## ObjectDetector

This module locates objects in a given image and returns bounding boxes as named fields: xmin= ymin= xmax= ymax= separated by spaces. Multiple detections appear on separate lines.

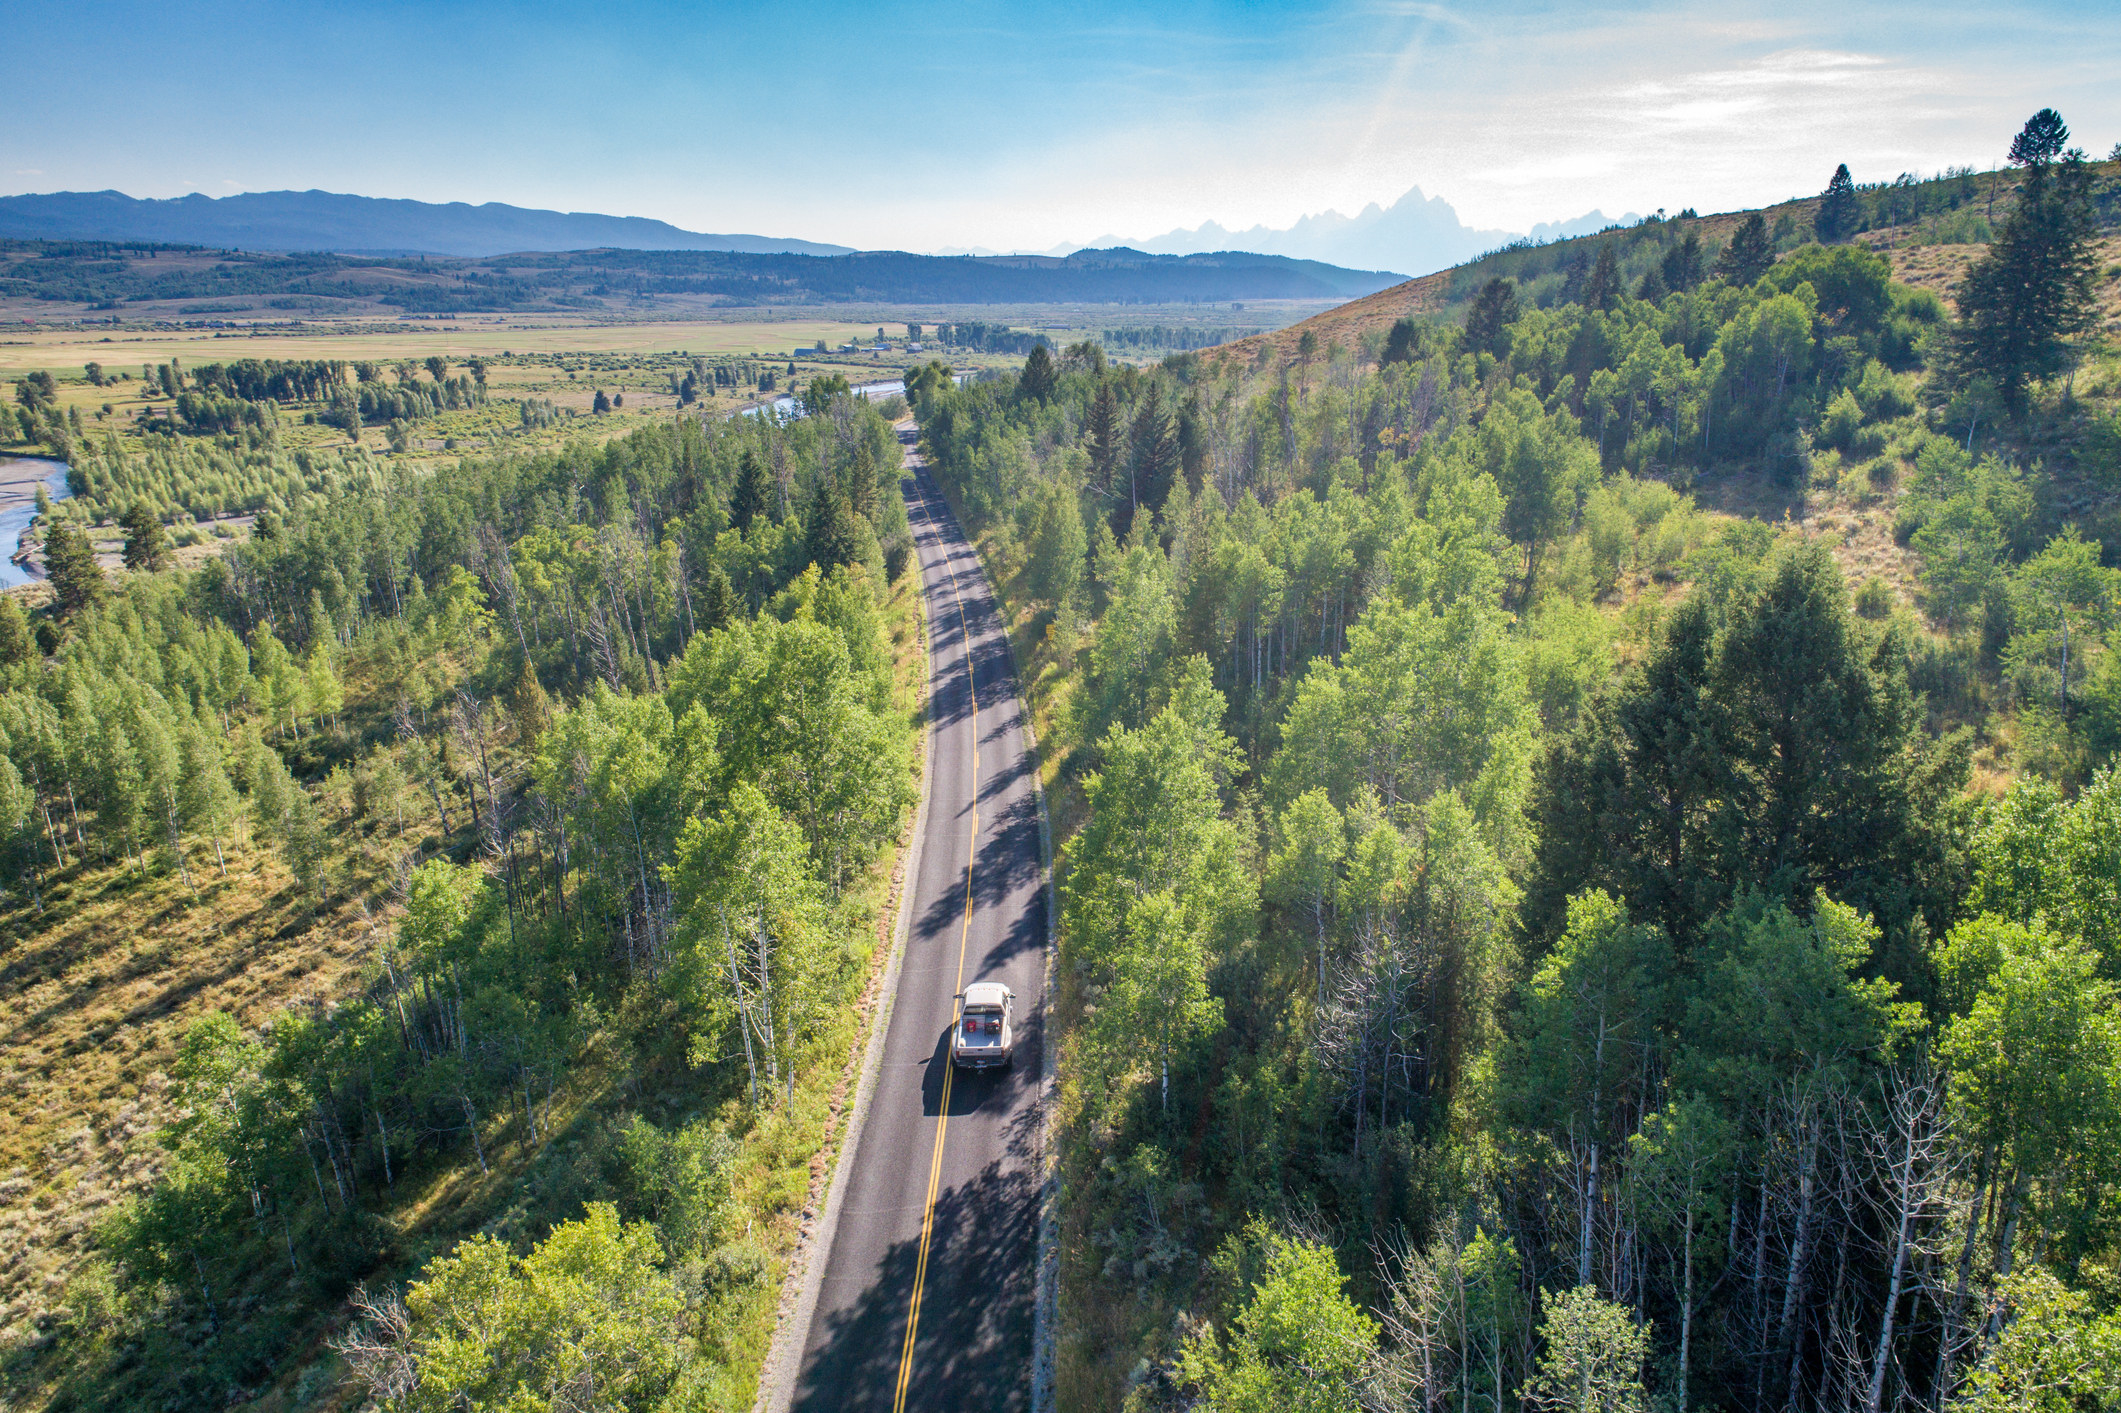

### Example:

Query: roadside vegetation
xmin=911 ymin=110 xmax=2121 ymax=1412
xmin=0 ymin=395 xmax=926 ymax=1411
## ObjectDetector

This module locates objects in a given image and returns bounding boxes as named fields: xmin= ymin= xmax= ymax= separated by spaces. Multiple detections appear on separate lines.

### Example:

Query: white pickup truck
xmin=951 ymin=982 xmax=1016 ymax=1071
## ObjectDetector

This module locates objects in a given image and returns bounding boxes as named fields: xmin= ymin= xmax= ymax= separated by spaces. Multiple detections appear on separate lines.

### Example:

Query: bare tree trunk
xmin=1679 ymin=1202 xmax=1696 ymax=1413
xmin=460 ymin=1094 xmax=488 ymax=1174
xmin=1982 ymin=1169 xmax=2032 ymax=1340
xmin=1936 ymin=1146 xmax=1994 ymax=1403
xmin=1781 ymin=1092 xmax=1822 ymax=1406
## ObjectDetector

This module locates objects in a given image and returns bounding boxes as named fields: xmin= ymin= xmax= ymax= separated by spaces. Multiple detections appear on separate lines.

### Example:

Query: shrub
xmin=1817 ymin=388 xmax=1864 ymax=452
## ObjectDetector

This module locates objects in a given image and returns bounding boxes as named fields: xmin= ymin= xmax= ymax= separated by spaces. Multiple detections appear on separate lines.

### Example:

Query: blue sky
xmin=9 ymin=0 xmax=2118 ymax=252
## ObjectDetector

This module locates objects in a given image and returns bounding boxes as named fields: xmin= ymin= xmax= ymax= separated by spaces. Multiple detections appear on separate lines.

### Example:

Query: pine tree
xmin=1582 ymin=244 xmax=1623 ymax=311
xmin=120 ymin=501 xmax=171 ymax=572
xmin=1713 ymin=212 xmax=1775 ymax=286
xmin=1529 ymin=543 xmax=1966 ymax=950
xmin=1086 ymin=380 xmax=1122 ymax=506
xmin=510 ymin=660 xmax=552 ymax=744
xmin=1660 ymin=231 xmax=1705 ymax=293
xmin=2008 ymin=108 xmax=2071 ymax=169
xmin=1018 ymin=343 xmax=1058 ymax=404
xmin=699 ymin=560 xmax=737 ymax=632
xmin=1380 ymin=315 xmax=1423 ymax=366
xmin=802 ymin=473 xmax=866 ymax=572
xmin=1465 ymin=278 xmax=1521 ymax=359
xmin=844 ymin=443 xmax=878 ymax=523
xmin=1816 ymin=162 xmax=1862 ymax=243
xmin=1951 ymin=154 xmax=2099 ymax=416
xmin=1126 ymin=384 xmax=1178 ymax=530
xmin=42 ymin=520 xmax=104 ymax=620
xmin=731 ymin=449 xmax=773 ymax=534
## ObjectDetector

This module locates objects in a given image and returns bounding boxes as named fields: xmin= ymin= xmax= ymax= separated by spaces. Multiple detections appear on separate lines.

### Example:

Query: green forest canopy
xmin=4 ymin=107 xmax=2121 ymax=1413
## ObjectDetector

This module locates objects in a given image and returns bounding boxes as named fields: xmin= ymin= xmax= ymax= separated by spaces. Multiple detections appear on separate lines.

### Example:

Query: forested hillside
xmin=911 ymin=110 xmax=2121 ymax=1412
xmin=0 ymin=242 xmax=1400 ymax=320
xmin=0 ymin=391 xmax=926 ymax=1409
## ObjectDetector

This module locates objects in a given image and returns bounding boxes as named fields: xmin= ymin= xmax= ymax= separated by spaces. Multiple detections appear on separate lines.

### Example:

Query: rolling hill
xmin=1214 ymin=159 xmax=2121 ymax=367
xmin=0 ymin=241 xmax=1406 ymax=316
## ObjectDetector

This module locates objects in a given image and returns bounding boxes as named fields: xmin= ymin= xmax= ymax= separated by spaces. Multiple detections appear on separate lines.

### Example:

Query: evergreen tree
xmin=510 ymin=660 xmax=552 ymax=745
xmin=1560 ymin=247 xmax=1591 ymax=304
xmin=1660 ymin=231 xmax=1706 ymax=293
xmin=801 ymin=473 xmax=867 ymax=575
xmin=1950 ymin=153 xmax=2099 ymax=416
xmin=1582 ymin=244 xmax=1623 ymax=311
xmin=2008 ymin=107 xmax=2071 ymax=169
xmin=42 ymin=520 xmax=104 ymax=620
xmin=1017 ymin=342 xmax=1059 ymax=404
xmin=120 ymin=501 xmax=171 ymax=572
xmin=844 ymin=442 xmax=879 ymax=524
xmin=1380 ymin=315 xmax=1423 ymax=367
xmin=1126 ymin=384 xmax=1180 ymax=531
xmin=1816 ymin=162 xmax=1862 ymax=243
xmin=1464 ymin=278 xmax=1521 ymax=359
xmin=1712 ymin=212 xmax=1775 ymax=286
xmin=1530 ymin=544 xmax=1967 ymax=951
xmin=731 ymin=449 xmax=773 ymax=533
xmin=699 ymin=559 xmax=737 ymax=632
xmin=1086 ymin=379 xmax=1123 ymax=506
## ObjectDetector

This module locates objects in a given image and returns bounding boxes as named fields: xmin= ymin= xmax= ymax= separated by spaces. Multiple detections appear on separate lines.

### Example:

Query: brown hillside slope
xmin=1206 ymin=195 xmax=1828 ymax=369
xmin=1211 ymin=161 xmax=2121 ymax=370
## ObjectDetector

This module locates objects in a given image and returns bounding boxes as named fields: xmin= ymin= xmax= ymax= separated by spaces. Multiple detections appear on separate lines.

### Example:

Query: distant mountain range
xmin=944 ymin=187 xmax=1639 ymax=280
xmin=1 ymin=241 xmax=1406 ymax=313
xmin=0 ymin=189 xmax=854 ymax=258
xmin=2 ymin=186 xmax=1635 ymax=284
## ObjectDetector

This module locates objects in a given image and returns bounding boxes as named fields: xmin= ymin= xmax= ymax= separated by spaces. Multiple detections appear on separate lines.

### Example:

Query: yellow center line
xmin=893 ymin=483 xmax=978 ymax=1413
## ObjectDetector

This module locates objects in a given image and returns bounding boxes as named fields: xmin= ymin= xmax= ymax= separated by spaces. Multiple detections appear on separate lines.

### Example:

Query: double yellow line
xmin=892 ymin=479 xmax=979 ymax=1413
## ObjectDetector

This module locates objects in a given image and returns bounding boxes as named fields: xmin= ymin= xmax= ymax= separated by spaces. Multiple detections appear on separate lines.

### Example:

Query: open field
xmin=0 ymin=319 xmax=898 ymax=380
xmin=0 ymin=301 xmax=1340 ymax=481
xmin=0 ymin=300 xmax=1336 ymax=381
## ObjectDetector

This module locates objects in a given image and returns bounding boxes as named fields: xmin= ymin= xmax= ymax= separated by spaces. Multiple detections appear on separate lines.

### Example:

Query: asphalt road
xmin=787 ymin=427 xmax=1047 ymax=1413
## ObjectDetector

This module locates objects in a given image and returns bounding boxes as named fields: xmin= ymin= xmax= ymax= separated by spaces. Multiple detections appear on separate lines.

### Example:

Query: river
xmin=0 ymin=457 xmax=73 ymax=590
